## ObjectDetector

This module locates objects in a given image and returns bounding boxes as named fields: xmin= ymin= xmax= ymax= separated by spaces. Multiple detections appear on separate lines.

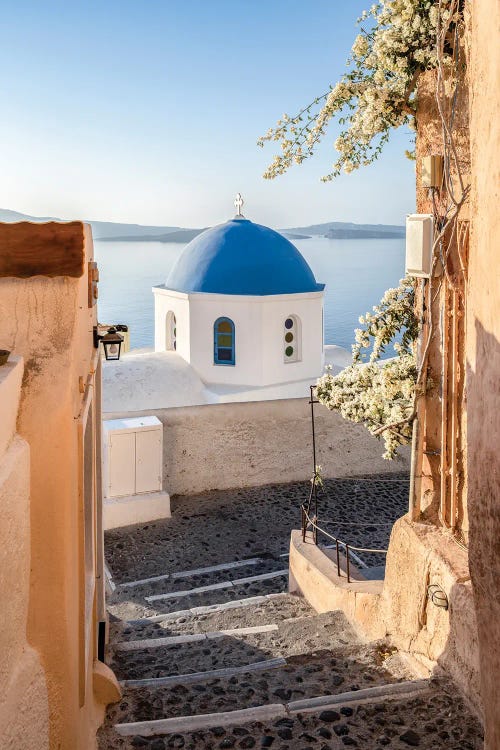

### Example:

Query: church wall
xmin=106 ymin=397 xmax=410 ymax=497
xmin=189 ymin=294 xmax=265 ymax=385
xmin=0 ymin=355 xmax=50 ymax=749
xmin=260 ymin=293 xmax=324 ymax=385
xmin=0 ymin=222 xmax=120 ymax=749
xmin=153 ymin=287 xmax=190 ymax=360
xmin=154 ymin=287 xmax=325 ymax=388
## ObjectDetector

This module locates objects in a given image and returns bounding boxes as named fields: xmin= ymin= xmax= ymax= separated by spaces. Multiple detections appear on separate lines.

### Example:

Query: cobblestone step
xmin=111 ymin=593 xmax=315 ymax=643
xmin=109 ymin=611 xmax=363 ymax=681
xmin=114 ymin=557 xmax=287 ymax=599
xmin=114 ymin=679 xmax=431 ymax=736
xmin=108 ymin=575 xmax=290 ymax=621
xmin=105 ymin=642 xmax=409 ymax=724
xmin=98 ymin=675 xmax=483 ymax=749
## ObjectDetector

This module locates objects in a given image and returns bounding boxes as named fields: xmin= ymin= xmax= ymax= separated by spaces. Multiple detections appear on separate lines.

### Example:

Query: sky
xmin=0 ymin=1 xmax=415 ymax=228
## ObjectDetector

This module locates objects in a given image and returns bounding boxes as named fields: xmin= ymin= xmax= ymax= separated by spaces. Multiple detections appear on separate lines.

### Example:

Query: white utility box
xmin=102 ymin=416 xmax=170 ymax=529
xmin=405 ymin=214 xmax=434 ymax=278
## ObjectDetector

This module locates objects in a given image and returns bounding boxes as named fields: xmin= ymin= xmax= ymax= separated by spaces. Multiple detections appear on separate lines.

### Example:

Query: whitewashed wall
xmin=154 ymin=286 xmax=324 ymax=387
xmin=153 ymin=287 xmax=190 ymax=360
xmin=104 ymin=397 xmax=410 ymax=497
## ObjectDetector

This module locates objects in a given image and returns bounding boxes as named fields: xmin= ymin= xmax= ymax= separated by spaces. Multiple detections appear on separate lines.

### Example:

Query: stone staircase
xmin=98 ymin=554 xmax=482 ymax=749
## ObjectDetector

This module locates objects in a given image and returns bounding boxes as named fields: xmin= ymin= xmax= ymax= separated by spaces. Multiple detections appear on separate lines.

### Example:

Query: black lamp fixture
xmin=93 ymin=325 xmax=125 ymax=361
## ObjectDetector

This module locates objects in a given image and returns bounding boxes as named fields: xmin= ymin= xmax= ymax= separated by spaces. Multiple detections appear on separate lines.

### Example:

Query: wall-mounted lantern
xmin=93 ymin=325 xmax=124 ymax=361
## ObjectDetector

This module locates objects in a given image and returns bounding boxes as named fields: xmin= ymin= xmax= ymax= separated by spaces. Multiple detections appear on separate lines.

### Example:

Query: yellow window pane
xmin=218 ymin=320 xmax=232 ymax=333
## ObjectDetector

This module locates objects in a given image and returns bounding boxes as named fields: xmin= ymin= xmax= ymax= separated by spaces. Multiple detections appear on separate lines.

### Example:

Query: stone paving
xmin=105 ymin=475 xmax=410 ymax=583
xmin=99 ymin=475 xmax=483 ymax=750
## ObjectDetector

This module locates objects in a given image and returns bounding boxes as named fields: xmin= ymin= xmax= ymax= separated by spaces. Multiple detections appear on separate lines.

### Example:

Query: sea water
xmin=94 ymin=236 xmax=405 ymax=352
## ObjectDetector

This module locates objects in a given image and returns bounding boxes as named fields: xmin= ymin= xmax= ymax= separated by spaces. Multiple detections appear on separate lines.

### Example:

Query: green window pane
xmin=285 ymin=332 xmax=293 ymax=343
xmin=218 ymin=334 xmax=233 ymax=346
xmin=285 ymin=346 xmax=294 ymax=357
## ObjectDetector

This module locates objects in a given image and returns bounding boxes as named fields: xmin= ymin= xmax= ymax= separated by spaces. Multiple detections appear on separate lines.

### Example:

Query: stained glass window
xmin=214 ymin=317 xmax=235 ymax=365
xmin=284 ymin=315 xmax=300 ymax=362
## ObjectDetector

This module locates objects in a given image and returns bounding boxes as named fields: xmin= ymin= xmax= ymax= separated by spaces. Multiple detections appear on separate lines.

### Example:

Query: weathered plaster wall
xmin=467 ymin=0 xmax=500 ymax=746
xmin=105 ymin=398 xmax=410 ymax=496
xmin=0 ymin=224 xmax=119 ymax=749
xmin=0 ymin=356 xmax=50 ymax=749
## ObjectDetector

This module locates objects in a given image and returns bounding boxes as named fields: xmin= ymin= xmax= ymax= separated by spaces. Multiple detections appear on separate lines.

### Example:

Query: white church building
xmin=153 ymin=204 xmax=325 ymax=390
xmin=103 ymin=198 xmax=351 ymax=412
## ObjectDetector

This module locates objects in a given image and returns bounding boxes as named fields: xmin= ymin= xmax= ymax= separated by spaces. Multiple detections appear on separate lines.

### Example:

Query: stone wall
xmin=105 ymin=398 xmax=410 ymax=497
xmin=467 ymin=0 xmax=500 ymax=746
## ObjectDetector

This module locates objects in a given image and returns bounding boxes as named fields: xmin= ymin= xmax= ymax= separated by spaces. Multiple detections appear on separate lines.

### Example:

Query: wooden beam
xmin=0 ymin=221 xmax=85 ymax=278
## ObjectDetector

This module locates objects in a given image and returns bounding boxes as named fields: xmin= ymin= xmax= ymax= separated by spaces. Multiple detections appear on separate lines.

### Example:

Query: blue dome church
xmin=153 ymin=195 xmax=325 ymax=393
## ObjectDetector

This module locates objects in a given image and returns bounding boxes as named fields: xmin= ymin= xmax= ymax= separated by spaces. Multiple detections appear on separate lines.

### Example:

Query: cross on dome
xmin=234 ymin=192 xmax=244 ymax=218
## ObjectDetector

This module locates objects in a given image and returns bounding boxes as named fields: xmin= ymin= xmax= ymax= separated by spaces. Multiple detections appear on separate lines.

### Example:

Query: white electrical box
xmin=421 ymin=155 xmax=443 ymax=188
xmin=405 ymin=214 xmax=434 ymax=278
xmin=103 ymin=416 xmax=162 ymax=499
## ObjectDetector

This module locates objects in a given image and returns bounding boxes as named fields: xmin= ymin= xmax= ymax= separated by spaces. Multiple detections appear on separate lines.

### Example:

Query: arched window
xmin=166 ymin=311 xmax=177 ymax=351
xmin=284 ymin=315 xmax=301 ymax=362
xmin=214 ymin=317 xmax=235 ymax=365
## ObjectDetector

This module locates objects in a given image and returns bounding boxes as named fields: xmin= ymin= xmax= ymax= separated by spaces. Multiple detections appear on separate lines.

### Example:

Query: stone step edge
xmin=127 ymin=592 xmax=289 ymax=624
xmin=114 ymin=678 xmax=430 ymax=737
xmin=114 ymin=624 xmax=279 ymax=652
xmin=118 ymin=557 xmax=268 ymax=589
xmin=120 ymin=656 xmax=287 ymax=689
xmin=145 ymin=569 xmax=289 ymax=603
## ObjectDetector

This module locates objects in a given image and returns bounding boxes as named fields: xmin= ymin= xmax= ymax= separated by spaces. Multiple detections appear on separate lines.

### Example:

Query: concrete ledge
xmin=103 ymin=490 xmax=171 ymax=530
xmin=115 ymin=703 xmax=286 ymax=737
xmin=289 ymin=529 xmax=384 ymax=638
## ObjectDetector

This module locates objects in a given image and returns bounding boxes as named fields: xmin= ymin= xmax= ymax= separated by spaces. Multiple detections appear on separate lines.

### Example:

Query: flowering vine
xmin=258 ymin=0 xmax=459 ymax=180
xmin=316 ymin=278 xmax=418 ymax=459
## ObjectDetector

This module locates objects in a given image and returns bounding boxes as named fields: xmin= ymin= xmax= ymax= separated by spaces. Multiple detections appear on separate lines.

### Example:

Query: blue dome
xmin=166 ymin=218 xmax=324 ymax=296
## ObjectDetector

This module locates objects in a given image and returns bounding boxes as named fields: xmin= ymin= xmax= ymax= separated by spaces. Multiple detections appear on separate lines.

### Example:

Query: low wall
xmin=290 ymin=516 xmax=481 ymax=717
xmin=104 ymin=397 xmax=410 ymax=497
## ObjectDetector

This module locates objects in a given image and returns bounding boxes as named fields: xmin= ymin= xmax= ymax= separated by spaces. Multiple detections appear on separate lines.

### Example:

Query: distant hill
xmin=0 ymin=208 xmax=182 ymax=241
xmin=284 ymin=221 xmax=405 ymax=239
xmin=0 ymin=209 xmax=404 ymax=243
xmin=99 ymin=228 xmax=206 ymax=243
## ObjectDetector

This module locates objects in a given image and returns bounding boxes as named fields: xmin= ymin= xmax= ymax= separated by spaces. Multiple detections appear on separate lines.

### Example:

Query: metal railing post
xmin=346 ymin=544 xmax=350 ymax=583
xmin=336 ymin=539 xmax=340 ymax=577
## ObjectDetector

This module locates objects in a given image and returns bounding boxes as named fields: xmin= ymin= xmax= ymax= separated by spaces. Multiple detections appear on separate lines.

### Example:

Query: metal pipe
xmin=309 ymin=385 xmax=317 ymax=473
xmin=449 ymin=289 xmax=459 ymax=530
xmin=408 ymin=418 xmax=420 ymax=520
xmin=440 ymin=286 xmax=450 ymax=525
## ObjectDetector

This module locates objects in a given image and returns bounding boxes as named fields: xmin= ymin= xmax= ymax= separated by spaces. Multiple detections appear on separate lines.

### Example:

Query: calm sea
xmin=94 ymin=237 xmax=405 ymax=351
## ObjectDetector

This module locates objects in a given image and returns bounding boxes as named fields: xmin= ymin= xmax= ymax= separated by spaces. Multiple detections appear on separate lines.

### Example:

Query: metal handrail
xmin=301 ymin=503 xmax=388 ymax=583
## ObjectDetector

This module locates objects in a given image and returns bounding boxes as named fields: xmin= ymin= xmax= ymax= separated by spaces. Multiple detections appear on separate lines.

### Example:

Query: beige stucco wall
xmin=0 ymin=356 xmax=50 ymax=749
xmin=0 ymin=224 xmax=119 ymax=749
xmin=467 ymin=1 xmax=500 ymax=747
xmin=105 ymin=398 xmax=410 ymax=496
